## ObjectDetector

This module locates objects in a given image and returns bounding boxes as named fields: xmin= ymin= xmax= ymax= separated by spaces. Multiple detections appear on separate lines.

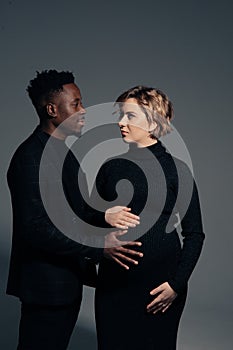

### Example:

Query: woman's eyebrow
xmin=126 ymin=111 xmax=137 ymax=115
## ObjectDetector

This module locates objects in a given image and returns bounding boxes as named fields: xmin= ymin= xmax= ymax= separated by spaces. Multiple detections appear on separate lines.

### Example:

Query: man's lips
xmin=77 ymin=118 xmax=85 ymax=125
xmin=120 ymin=130 xmax=128 ymax=135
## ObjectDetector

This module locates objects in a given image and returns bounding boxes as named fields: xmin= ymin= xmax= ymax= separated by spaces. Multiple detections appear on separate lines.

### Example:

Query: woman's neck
xmin=136 ymin=139 xmax=158 ymax=148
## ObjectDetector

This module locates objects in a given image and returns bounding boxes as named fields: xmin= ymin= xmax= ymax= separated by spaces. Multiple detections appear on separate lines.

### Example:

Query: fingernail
xmin=139 ymin=253 xmax=143 ymax=257
xmin=137 ymin=242 xmax=142 ymax=246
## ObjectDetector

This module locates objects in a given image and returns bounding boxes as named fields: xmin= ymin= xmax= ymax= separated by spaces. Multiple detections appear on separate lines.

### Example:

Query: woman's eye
xmin=127 ymin=114 xmax=135 ymax=120
xmin=118 ymin=113 xmax=124 ymax=121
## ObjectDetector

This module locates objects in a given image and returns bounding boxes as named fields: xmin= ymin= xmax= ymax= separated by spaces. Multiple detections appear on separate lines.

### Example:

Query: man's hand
xmin=104 ymin=230 xmax=143 ymax=270
xmin=105 ymin=206 xmax=140 ymax=229
xmin=146 ymin=282 xmax=177 ymax=314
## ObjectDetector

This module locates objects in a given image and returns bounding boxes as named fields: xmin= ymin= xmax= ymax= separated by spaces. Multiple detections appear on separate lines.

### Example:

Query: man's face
xmin=52 ymin=83 xmax=86 ymax=137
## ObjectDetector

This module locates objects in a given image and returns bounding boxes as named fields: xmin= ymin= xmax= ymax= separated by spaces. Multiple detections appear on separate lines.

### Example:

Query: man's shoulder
xmin=9 ymin=127 xmax=46 ymax=167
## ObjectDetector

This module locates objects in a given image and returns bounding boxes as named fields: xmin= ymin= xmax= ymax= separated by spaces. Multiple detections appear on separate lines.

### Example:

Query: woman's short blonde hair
xmin=115 ymin=85 xmax=174 ymax=139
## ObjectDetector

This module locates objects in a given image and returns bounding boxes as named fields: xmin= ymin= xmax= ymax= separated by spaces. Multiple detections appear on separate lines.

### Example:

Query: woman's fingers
xmin=105 ymin=206 xmax=140 ymax=228
xmin=146 ymin=282 xmax=177 ymax=314
xmin=120 ymin=211 xmax=140 ymax=226
xmin=162 ymin=302 xmax=172 ymax=313
xmin=147 ymin=300 xmax=172 ymax=314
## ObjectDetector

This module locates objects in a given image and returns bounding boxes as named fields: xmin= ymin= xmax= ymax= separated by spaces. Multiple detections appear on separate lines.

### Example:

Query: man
xmin=7 ymin=70 xmax=142 ymax=349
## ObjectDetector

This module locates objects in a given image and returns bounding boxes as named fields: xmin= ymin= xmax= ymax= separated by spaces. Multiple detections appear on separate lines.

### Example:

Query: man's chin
xmin=67 ymin=128 xmax=82 ymax=138
xmin=73 ymin=131 xmax=82 ymax=138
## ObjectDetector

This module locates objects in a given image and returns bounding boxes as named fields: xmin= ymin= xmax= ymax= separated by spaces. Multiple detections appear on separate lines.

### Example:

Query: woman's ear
xmin=46 ymin=103 xmax=57 ymax=118
xmin=148 ymin=121 xmax=157 ymax=132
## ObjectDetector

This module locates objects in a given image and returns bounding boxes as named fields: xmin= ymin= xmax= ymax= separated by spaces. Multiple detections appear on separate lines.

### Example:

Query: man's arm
xmin=8 ymin=151 xmax=103 ymax=262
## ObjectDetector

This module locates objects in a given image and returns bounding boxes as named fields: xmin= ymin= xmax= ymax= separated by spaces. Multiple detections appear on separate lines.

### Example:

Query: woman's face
xmin=117 ymin=98 xmax=157 ymax=146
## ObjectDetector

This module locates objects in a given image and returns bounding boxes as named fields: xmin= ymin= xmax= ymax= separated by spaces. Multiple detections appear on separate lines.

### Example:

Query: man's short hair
xmin=27 ymin=69 xmax=75 ymax=120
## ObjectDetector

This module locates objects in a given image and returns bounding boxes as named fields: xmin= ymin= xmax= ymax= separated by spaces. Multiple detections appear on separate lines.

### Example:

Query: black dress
xmin=93 ymin=141 xmax=205 ymax=350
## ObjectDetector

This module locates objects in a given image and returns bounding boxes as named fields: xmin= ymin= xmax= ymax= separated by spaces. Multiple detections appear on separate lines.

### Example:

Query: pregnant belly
xmin=97 ymin=230 xmax=181 ymax=292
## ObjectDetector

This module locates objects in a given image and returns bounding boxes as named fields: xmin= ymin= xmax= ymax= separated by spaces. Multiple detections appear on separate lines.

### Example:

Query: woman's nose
xmin=118 ymin=115 xmax=127 ymax=126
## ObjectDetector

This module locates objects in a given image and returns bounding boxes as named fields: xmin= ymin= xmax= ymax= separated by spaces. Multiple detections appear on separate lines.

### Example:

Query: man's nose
xmin=80 ymin=106 xmax=86 ymax=114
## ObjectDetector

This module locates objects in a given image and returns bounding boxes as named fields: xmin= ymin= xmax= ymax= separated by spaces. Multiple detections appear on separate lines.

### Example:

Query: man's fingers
xmin=112 ymin=256 xmax=129 ymax=270
xmin=120 ymin=246 xmax=143 ymax=257
xmin=123 ymin=241 xmax=142 ymax=247
xmin=111 ymin=231 xmax=143 ymax=246
xmin=116 ymin=253 xmax=139 ymax=265
xmin=114 ymin=230 xmax=128 ymax=236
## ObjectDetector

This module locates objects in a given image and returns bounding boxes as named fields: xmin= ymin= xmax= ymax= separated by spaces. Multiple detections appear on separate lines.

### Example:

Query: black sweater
xmin=93 ymin=140 xmax=205 ymax=294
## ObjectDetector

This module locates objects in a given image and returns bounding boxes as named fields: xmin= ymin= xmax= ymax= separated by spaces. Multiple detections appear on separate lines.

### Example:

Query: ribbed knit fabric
xmin=94 ymin=140 xmax=205 ymax=350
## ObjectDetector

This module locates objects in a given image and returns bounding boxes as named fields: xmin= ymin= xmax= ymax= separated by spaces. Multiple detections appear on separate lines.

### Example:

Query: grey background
xmin=0 ymin=0 xmax=232 ymax=349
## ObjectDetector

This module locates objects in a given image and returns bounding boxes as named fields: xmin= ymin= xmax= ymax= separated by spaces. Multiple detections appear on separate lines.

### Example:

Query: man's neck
xmin=40 ymin=122 xmax=66 ymax=140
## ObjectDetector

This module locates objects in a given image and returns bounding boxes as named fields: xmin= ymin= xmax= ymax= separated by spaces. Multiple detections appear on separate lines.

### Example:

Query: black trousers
xmin=17 ymin=298 xmax=82 ymax=350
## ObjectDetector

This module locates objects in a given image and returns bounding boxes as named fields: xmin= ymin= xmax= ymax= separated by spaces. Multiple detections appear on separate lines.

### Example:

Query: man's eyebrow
xmin=71 ymin=97 xmax=81 ymax=102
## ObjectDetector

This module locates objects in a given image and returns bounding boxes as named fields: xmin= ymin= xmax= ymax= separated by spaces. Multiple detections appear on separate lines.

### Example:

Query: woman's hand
xmin=104 ymin=230 xmax=143 ymax=270
xmin=105 ymin=206 xmax=140 ymax=229
xmin=147 ymin=282 xmax=177 ymax=314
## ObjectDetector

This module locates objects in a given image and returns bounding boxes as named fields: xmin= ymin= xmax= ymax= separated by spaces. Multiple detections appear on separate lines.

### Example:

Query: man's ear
xmin=46 ymin=103 xmax=57 ymax=118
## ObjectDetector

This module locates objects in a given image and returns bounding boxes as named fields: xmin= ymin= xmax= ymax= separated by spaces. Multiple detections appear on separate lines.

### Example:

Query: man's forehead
xmin=62 ymin=83 xmax=81 ymax=97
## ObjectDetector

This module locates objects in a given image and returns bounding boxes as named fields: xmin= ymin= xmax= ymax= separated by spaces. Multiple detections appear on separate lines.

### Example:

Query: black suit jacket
xmin=7 ymin=126 xmax=104 ymax=305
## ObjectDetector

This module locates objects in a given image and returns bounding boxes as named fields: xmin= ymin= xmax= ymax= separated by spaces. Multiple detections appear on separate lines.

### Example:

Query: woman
xmin=93 ymin=86 xmax=205 ymax=349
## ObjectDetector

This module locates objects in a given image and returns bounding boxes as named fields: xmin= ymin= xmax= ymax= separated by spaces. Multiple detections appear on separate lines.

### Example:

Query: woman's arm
xmin=168 ymin=162 xmax=205 ymax=294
